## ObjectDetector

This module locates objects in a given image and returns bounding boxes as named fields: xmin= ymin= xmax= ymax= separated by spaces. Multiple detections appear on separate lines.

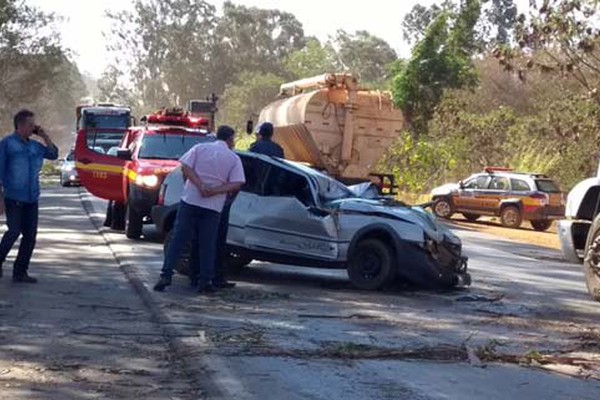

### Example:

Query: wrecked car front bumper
xmin=397 ymin=235 xmax=471 ymax=289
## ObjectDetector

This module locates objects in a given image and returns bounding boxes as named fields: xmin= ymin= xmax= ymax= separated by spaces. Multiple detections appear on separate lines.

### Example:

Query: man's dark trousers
xmin=161 ymin=201 xmax=220 ymax=287
xmin=0 ymin=198 xmax=39 ymax=278
xmin=213 ymin=202 xmax=232 ymax=284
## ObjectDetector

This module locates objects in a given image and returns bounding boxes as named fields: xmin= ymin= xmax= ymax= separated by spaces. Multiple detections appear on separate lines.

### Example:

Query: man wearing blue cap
xmin=249 ymin=122 xmax=284 ymax=158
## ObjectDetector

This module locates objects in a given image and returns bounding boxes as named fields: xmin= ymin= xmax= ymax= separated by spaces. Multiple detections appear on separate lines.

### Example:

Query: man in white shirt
xmin=153 ymin=125 xmax=245 ymax=293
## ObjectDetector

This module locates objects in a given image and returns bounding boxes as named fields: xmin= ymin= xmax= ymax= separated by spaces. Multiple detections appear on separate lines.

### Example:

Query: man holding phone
xmin=0 ymin=109 xmax=59 ymax=283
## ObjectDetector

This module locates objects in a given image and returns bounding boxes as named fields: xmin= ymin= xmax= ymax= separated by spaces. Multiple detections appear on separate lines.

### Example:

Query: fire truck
xmin=75 ymin=107 xmax=213 ymax=239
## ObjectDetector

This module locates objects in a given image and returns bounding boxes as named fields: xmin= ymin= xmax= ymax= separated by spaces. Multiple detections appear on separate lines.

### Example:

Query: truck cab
xmin=77 ymin=108 xmax=213 ymax=239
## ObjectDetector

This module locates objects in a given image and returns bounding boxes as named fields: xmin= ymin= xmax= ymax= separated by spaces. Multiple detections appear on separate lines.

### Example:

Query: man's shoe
xmin=12 ymin=274 xmax=37 ymax=283
xmin=197 ymin=284 xmax=218 ymax=295
xmin=153 ymin=277 xmax=171 ymax=292
xmin=214 ymin=281 xmax=236 ymax=289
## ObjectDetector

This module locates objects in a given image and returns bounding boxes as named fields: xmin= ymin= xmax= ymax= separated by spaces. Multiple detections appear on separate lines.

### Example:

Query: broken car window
xmin=263 ymin=166 xmax=314 ymax=206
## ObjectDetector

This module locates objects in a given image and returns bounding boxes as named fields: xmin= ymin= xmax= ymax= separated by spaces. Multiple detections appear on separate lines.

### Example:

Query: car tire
xmin=500 ymin=205 xmax=522 ymax=228
xmin=531 ymin=220 xmax=552 ymax=232
xmin=110 ymin=202 xmax=126 ymax=231
xmin=433 ymin=197 xmax=454 ymax=219
xmin=463 ymin=213 xmax=480 ymax=222
xmin=125 ymin=203 xmax=143 ymax=239
xmin=164 ymin=229 xmax=192 ymax=277
xmin=226 ymin=253 xmax=253 ymax=274
xmin=347 ymin=239 xmax=394 ymax=290
xmin=583 ymin=216 xmax=600 ymax=302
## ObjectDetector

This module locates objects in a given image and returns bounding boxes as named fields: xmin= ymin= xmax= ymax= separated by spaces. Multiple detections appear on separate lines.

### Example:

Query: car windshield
xmin=138 ymin=134 xmax=207 ymax=160
xmin=535 ymin=179 xmax=561 ymax=193
xmin=281 ymin=160 xmax=356 ymax=201
xmin=82 ymin=113 xmax=129 ymax=130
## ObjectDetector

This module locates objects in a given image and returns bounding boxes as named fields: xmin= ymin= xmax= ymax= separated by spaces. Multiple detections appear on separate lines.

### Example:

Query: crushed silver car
xmin=152 ymin=152 xmax=470 ymax=290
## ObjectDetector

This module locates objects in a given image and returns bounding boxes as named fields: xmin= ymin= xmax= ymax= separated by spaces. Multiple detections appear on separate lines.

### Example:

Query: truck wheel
xmin=433 ymin=197 xmax=454 ymax=219
xmin=347 ymin=239 xmax=394 ymax=290
xmin=110 ymin=202 xmax=126 ymax=231
xmin=463 ymin=213 xmax=480 ymax=222
xmin=531 ymin=220 xmax=552 ymax=232
xmin=125 ymin=203 xmax=143 ymax=239
xmin=500 ymin=205 xmax=522 ymax=228
xmin=164 ymin=229 xmax=192 ymax=277
xmin=582 ymin=217 xmax=600 ymax=302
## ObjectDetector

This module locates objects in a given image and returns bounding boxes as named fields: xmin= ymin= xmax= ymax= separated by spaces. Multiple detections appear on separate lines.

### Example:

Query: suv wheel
xmin=433 ymin=197 xmax=454 ymax=219
xmin=463 ymin=213 xmax=480 ymax=222
xmin=164 ymin=229 xmax=192 ymax=277
xmin=530 ymin=220 xmax=552 ymax=232
xmin=347 ymin=239 xmax=394 ymax=290
xmin=583 ymin=217 xmax=600 ymax=302
xmin=125 ymin=203 xmax=143 ymax=239
xmin=500 ymin=205 xmax=522 ymax=228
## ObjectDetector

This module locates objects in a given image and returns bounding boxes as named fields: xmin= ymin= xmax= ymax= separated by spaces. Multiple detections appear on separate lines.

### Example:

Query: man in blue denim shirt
xmin=0 ymin=109 xmax=59 ymax=283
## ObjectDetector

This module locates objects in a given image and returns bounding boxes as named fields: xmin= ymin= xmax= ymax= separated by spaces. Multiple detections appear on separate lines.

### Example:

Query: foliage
xmin=218 ymin=71 xmax=284 ymax=135
xmin=283 ymin=38 xmax=338 ymax=79
xmin=391 ymin=1 xmax=480 ymax=132
xmin=0 ymin=0 xmax=85 ymax=135
xmin=332 ymin=30 xmax=398 ymax=88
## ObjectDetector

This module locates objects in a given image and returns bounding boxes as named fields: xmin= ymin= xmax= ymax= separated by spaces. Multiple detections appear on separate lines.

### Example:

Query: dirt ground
xmin=446 ymin=216 xmax=560 ymax=250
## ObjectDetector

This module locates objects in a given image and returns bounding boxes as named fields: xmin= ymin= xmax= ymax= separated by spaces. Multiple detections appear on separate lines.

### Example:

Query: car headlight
xmin=135 ymin=174 xmax=159 ymax=188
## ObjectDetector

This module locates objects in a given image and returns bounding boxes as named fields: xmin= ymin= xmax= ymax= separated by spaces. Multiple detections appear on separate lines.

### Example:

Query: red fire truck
xmin=75 ymin=107 xmax=213 ymax=239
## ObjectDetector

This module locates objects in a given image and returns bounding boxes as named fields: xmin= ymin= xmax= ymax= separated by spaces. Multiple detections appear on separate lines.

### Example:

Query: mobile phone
xmin=33 ymin=126 xmax=41 ymax=135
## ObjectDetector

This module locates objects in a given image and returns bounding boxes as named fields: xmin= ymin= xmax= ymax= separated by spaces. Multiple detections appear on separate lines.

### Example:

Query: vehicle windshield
xmin=535 ymin=179 xmax=561 ymax=193
xmin=87 ymin=132 xmax=124 ymax=153
xmin=281 ymin=160 xmax=356 ymax=201
xmin=138 ymin=134 xmax=207 ymax=160
xmin=81 ymin=112 xmax=130 ymax=130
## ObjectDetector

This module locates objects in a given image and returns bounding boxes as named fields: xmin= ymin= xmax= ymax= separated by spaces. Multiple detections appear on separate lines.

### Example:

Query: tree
xmin=401 ymin=1 xmax=454 ymax=46
xmin=284 ymin=38 xmax=338 ymax=79
xmin=0 ymin=0 xmax=84 ymax=135
xmin=218 ymin=71 xmax=284 ymax=136
xmin=391 ymin=0 xmax=481 ymax=132
xmin=333 ymin=30 xmax=398 ymax=87
xmin=486 ymin=0 xmax=517 ymax=45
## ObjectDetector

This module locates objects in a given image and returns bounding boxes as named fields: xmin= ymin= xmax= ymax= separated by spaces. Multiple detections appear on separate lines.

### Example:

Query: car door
xmin=236 ymin=156 xmax=339 ymax=260
xmin=456 ymin=175 xmax=490 ymax=212
xmin=75 ymin=128 xmax=129 ymax=202
xmin=481 ymin=175 xmax=510 ymax=212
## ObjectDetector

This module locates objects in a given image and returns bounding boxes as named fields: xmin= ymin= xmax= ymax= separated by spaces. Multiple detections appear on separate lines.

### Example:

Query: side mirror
xmin=459 ymin=180 xmax=465 ymax=189
xmin=246 ymin=120 xmax=254 ymax=135
xmin=117 ymin=149 xmax=132 ymax=160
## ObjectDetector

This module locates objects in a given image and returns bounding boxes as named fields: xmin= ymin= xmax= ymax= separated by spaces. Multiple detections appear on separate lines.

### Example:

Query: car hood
xmin=136 ymin=160 xmax=180 ymax=174
xmin=431 ymin=183 xmax=459 ymax=196
xmin=327 ymin=198 xmax=459 ymax=244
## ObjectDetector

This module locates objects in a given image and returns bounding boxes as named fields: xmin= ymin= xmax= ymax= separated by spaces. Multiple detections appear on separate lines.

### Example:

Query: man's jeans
xmin=213 ymin=202 xmax=232 ymax=284
xmin=0 ymin=198 xmax=39 ymax=277
xmin=161 ymin=201 xmax=220 ymax=286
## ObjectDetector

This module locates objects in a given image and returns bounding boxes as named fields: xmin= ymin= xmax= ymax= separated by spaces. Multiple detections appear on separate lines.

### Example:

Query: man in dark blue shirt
xmin=0 ymin=109 xmax=59 ymax=283
xmin=248 ymin=122 xmax=285 ymax=158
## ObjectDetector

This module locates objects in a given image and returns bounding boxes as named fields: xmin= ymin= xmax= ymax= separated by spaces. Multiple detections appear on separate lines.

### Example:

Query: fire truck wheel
xmin=125 ymin=203 xmax=143 ymax=239
xmin=110 ymin=202 xmax=125 ymax=231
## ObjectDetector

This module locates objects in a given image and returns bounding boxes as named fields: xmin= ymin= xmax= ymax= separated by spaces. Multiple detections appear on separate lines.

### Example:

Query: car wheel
xmin=583 ymin=216 xmax=600 ymax=302
xmin=500 ymin=205 xmax=522 ymax=228
xmin=433 ymin=197 xmax=454 ymax=219
xmin=110 ymin=202 xmax=126 ymax=231
xmin=60 ymin=175 xmax=68 ymax=187
xmin=531 ymin=220 xmax=552 ymax=232
xmin=125 ymin=203 xmax=143 ymax=239
xmin=462 ymin=213 xmax=480 ymax=222
xmin=226 ymin=253 xmax=253 ymax=274
xmin=348 ymin=239 xmax=394 ymax=290
xmin=164 ymin=229 xmax=192 ymax=277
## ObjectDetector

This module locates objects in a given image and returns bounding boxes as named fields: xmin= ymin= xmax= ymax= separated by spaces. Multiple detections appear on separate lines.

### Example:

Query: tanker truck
xmin=256 ymin=73 xmax=406 ymax=192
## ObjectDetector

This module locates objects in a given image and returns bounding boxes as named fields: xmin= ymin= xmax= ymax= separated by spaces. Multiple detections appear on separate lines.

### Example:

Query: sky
xmin=29 ymin=0 xmax=531 ymax=78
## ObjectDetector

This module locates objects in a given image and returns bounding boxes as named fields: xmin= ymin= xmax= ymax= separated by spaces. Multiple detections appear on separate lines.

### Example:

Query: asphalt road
xmin=78 ymin=187 xmax=600 ymax=400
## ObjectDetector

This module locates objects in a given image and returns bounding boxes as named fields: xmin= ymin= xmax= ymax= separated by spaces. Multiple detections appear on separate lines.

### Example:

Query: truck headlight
xmin=136 ymin=174 xmax=159 ymax=188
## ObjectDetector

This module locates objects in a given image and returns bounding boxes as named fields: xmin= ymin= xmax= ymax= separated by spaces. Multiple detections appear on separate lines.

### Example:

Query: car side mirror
xmin=459 ymin=180 xmax=465 ymax=189
xmin=117 ymin=149 xmax=132 ymax=160
xmin=246 ymin=120 xmax=254 ymax=135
